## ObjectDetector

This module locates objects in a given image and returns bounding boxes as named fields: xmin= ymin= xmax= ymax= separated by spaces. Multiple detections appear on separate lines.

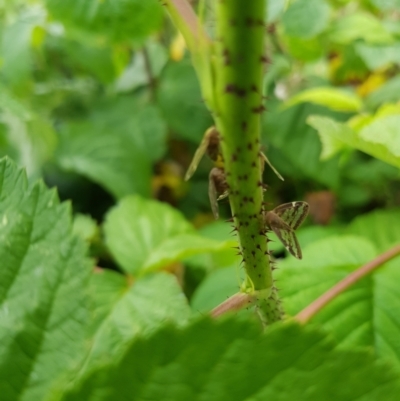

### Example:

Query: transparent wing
xmin=185 ymin=127 xmax=219 ymax=181
xmin=260 ymin=152 xmax=284 ymax=181
xmin=185 ymin=135 xmax=211 ymax=181
xmin=217 ymin=191 xmax=229 ymax=201
xmin=208 ymin=172 xmax=219 ymax=219
xmin=269 ymin=218 xmax=302 ymax=259
xmin=273 ymin=201 xmax=309 ymax=230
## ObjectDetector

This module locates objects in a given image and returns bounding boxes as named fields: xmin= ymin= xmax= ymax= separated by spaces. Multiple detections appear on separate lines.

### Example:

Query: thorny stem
xmin=213 ymin=1 xmax=282 ymax=325
xmin=296 ymin=243 xmax=400 ymax=324
xmin=162 ymin=0 xmax=282 ymax=326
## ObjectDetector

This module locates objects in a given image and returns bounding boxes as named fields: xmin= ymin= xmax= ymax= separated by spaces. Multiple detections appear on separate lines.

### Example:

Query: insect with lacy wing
xmin=264 ymin=201 xmax=309 ymax=259
xmin=185 ymin=126 xmax=284 ymax=182
xmin=185 ymin=126 xmax=284 ymax=218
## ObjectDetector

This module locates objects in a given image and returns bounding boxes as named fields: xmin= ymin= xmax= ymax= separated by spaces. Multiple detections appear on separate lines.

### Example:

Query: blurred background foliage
xmin=1 ymin=0 xmax=400 ymax=300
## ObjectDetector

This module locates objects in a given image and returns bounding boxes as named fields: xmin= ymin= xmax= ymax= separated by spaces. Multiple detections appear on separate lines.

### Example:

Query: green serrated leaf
xmin=286 ymin=87 xmax=363 ymax=112
xmin=347 ymin=209 xmax=400 ymax=252
xmin=104 ymin=195 xmax=232 ymax=275
xmin=82 ymin=271 xmax=190 ymax=371
xmin=308 ymin=115 xmax=400 ymax=168
xmin=329 ymin=12 xmax=393 ymax=44
xmin=355 ymin=43 xmax=400 ymax=70
xmin=54 ymin=319 xmax=400 ymax=401
xmin=278 ymin=226 xmax=400 ymax=369
xmin=0 ymin=157 xmax=92 ymax=401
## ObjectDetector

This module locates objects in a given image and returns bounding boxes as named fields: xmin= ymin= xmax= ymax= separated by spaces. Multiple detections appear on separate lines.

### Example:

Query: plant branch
xmin=295 ymin=243 xmax=400 ymax=324
xmin=162 ymin=0 xmax=282 ymax=326
xmin=211 ymin=292 xmax=254 ymax=318
xmin=214 ymin=1 xmax=282 ymax=325
xmin=160 ymin=0 xmax=210 ymax=52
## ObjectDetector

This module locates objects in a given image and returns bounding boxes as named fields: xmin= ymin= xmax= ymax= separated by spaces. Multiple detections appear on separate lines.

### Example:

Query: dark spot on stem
xmin=251 ymin=105 xmax=266 ymax=113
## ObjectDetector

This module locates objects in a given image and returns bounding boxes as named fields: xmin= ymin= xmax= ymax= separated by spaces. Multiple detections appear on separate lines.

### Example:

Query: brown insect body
xmin=205 ymin=127 xmax=221 ymax=162
xmin=184 ymin=127 xmax=221 ymax=181
xmin=185 ymin=126 xmax=284 ymax=219
xmin=264 ymin=202 xmax=309 ymax=259
xmin=209 ymin=167 xmax=229 ymax=219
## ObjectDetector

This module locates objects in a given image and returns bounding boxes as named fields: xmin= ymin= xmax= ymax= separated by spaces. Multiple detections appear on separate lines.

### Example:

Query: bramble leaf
xmin=278 ymin=210 xmax=400 ymax=369
xmin=0 ymin=157 xmax=93 ymax=401
xmin=329 ymin=12 xmax=393 ymax=44
xmin=104 ymin=195 xmax=234 ymax=275
xmin=55 ymin=319 xmax=400 ymax=401
xmin=286 ymin=87 xmax=363 ymax=112
xmin=82 ymin=270 xmax=190 ymax=371
xmin=308 ymin=115 xmax=400 ymax=168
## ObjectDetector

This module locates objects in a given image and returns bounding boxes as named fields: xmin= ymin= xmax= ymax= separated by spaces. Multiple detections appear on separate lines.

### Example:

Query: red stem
xmin=296 ymin=243 xmax=400 ymax=324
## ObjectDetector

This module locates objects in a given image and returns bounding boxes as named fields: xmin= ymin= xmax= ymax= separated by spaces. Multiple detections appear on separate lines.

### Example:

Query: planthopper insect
xmin=184 ymin=126 xmax=222 ymax=181
xmin=185 ymin=126 xmax=284 ymax=218
xmin=185 ymin=126 xmax=284 ymax=182
xmin=264 ymin=201 xmax=309 ymax=259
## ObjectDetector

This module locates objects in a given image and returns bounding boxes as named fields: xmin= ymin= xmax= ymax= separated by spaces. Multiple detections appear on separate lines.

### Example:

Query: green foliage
xmin=1 ymin=0 xmax=400 ymax=399
xmin=84 ymin=271 xmax=191 ymax=370
xmin=55 ymin=97 xmax=167 ymax=199
xmin=308 ymin=114 xmax=400 ymax=168
xmin=282 ymin=0 xmax=330 ymax=39
xmin=45 ymin=0 xmax=163 ymax=43
xmin=55 ymin=320 xmax=400 ymax=401
xmin=263 ymin=102 xmax=342 ymax=189
xmin=0 ymin=158 xmax=193 ymax=399
xmin=285 ymin=87 xmax=363 ymax=112
xmin=278 ymin=209 xmax=400 ymax=368
xmin=328 ymin=12 xmax=393 ymax=44
xmin=157 ymin=59 xmax=212 ymax=142
xmin=0 ymin=158 xmax=92 ymax=401
xmin=104 ymin=195 xmax=233 ymax=275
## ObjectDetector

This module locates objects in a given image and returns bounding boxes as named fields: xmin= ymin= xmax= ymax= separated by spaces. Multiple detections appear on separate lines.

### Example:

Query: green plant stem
xmin=296 ymin=243 xmax=400 ymax=324
xmin=162 ymin=0 xmax=283 ymax=325
xmin=213 ymin=1 xmax=282 ymax=324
